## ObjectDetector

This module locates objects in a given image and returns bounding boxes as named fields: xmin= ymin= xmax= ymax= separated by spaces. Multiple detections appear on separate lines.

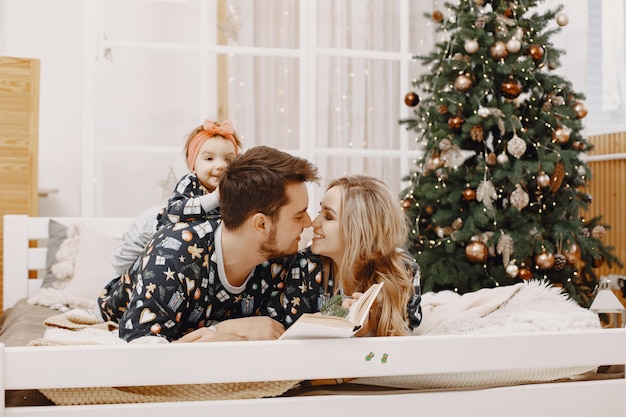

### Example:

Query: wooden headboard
xmin=0 ymin=56 xmax=40 ymax=311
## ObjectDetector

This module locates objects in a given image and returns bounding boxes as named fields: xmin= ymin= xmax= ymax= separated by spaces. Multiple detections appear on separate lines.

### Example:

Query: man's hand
xmin=175 ymin=317 xmax=285 ymax=343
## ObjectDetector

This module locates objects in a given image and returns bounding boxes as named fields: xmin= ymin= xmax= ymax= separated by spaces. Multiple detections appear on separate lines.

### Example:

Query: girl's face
xmin=311 ymin=185 xmax=343 ymax=264
xmin=193 ymin=137 xmax=237 ymax=191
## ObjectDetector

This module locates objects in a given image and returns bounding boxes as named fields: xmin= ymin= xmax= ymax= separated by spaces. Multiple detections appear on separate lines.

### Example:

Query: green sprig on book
xmin=320 ymin=294 xmax=349 ymax=318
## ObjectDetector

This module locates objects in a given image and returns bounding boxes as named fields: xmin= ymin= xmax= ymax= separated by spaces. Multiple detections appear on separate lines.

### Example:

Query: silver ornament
xmin=506 ymin=38 xmax=521 ymax=53
xmin=496 ymin=152 xmax=509 ymax=165
xmin=464 ymin=39 xmax=479 ymax=54
xmin=505 ymin=263 xmax=519 ymax=278
xmin=510 ymin=184 xmax=529 ymax=210
xmin=507 ymin=134 xmax=527 ymax=159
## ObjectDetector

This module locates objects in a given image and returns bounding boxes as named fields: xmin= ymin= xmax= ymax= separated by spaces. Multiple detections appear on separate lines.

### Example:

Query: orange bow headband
xmin=187 ymin=119 xmax=239 ymax=170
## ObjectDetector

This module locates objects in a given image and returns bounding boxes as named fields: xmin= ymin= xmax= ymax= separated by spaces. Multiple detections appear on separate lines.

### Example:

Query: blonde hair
xmin=326 ymin=175 xmax=415 ymax=336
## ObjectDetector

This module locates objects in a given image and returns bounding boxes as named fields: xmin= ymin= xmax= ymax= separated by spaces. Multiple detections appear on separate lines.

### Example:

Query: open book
xmin=279 ymin=282 xmax=384 ymax=340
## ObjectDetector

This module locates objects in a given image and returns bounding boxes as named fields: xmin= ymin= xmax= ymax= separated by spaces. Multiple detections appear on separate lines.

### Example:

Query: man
xmin=98 ymin=145 xmax=319 ymax=343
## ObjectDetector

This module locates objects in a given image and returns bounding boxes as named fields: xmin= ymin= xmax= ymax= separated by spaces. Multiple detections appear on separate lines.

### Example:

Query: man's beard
xmin=259 ymin=226 xmax=298 ymax=259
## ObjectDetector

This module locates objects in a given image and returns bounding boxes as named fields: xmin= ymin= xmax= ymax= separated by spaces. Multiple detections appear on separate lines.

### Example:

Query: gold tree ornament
xmin=490 ymin=41 xmax=508 ymax=60
xmin=454 ymin=74 xmax=474 ymax=92
xmin=564 ymin=243 xmax=581 ymax=264
xmin=535 ymin=250 xmax=555 ymax=269
xmin=465 ymin=240 xmax=488 ymax=263
xmin=552 ymin=126 xmax=571 ymax=144
xmin=573 ymin=101 xmax=588 ymax=118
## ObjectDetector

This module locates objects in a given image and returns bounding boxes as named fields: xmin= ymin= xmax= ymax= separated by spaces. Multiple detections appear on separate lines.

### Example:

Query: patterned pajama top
xmin=98 ymin=218 xmax=284 ymax=342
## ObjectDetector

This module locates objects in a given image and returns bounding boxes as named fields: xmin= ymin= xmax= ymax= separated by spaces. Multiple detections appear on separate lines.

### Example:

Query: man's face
xmin=260 ymin=182 xmax=311 ymax=258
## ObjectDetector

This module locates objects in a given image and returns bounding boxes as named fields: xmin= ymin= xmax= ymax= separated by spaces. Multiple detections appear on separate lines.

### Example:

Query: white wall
xmin=0 ymin=0 xmax=590 ymax=217
xmin=1 ymin=0 xmax=84 ymax=216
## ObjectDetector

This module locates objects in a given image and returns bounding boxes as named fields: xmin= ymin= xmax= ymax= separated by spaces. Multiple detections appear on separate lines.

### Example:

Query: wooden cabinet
xmin=0 ymin=57 xmax=40 ymax=311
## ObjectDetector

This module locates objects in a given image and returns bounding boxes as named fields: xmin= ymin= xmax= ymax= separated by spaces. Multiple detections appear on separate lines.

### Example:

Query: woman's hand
xmin=341 ymin=292 xmax=363 ymax=309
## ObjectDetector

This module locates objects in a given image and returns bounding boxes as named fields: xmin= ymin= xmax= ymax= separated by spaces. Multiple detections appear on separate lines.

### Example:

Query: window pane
xmin=226 ymin=0 xmax=299 ymax=49
xmin=226 ymin=54 xmax=300 ymax=150
xmin=315 ymin=155 xmax=405 ymax=201
xmin=317 ymin=0 xmax=400 ymax=52
xmin=316 ymin=56 xmax=402 ymax=150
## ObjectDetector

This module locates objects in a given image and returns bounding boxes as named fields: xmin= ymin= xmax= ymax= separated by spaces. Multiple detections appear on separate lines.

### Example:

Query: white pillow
xmin=28 ymin=223 xmax=121 ymax=311
xmin=62 ymin=223 xmax=121 ymax=302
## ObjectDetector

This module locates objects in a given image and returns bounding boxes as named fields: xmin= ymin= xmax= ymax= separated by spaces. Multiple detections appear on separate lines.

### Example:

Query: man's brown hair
xmin=219 ymin=146 xmax=319 ymax=229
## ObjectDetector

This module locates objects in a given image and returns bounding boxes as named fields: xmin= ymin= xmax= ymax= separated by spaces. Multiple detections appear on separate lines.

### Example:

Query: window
xmin=586 ymin=0 xmax=626 ymax=135
xmin=85 ymin=0 xmax=435 ymax=216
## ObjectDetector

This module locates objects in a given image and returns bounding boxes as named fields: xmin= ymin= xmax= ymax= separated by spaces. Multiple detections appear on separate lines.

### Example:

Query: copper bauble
xmin=490 ymin=40 xmax=508 ymax=60
xmin=592 ymin=255 xmax=605 ymax=268
xmin=517 ymin=267 xmax=532 ymax=280
xmin=404 ymin=91 xmax=420 ymax=107
xmin=573 ymin=101 xmax=588 ymax=118
xmin=552 ymin=127 xmax=570 ymax=144
xmin=529 ymin=44 xmax=544 ymax=61
xmin=465 ymin=241 xmax=488 ymax=263
xmin=401 ymin=197 xmax=414 ymax=210
xmin=432 ymin=10 xmax=444 ymax=22
xmin=448 ymin=115 xmax=465 ymax=131
xmin=564 ymin=243 xmax=581 ymax=264
xmin=437 ymin=104 xmax=449 ymax=115
xmin=535 ymin=251 xmax=555 ymax=269
xmin=486 ymin=152 xmax=497 ymax=165
xmin=462 ymin=188 xmax=476 ymax=201
xmin=454 ymin=74 xmax=473 ymax=92
xmin=501 ymin=77 xmax=522 ymax=99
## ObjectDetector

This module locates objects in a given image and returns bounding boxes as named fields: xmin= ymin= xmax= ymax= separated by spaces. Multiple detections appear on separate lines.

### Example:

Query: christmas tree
xmin=401 ymin=0 xmax=622 ymax=307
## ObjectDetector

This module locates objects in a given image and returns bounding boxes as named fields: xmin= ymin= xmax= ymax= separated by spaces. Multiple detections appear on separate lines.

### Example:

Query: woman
xmin=279 ymin=175 xmax=422 ymax=336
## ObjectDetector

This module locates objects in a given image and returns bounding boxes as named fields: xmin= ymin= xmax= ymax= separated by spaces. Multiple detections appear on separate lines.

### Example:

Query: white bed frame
xmin=2 ymin=214 xmax=626 ymax=417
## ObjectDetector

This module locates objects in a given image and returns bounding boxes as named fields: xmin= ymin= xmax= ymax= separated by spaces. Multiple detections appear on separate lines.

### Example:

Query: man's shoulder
xmin=156 ymin=218 xmax=221 ymax=244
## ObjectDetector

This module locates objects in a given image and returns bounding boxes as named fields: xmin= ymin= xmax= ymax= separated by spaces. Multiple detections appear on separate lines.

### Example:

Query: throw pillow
xmin=41 ymin=220 xmax=69 ymax=288
xmin=61 ymin=223 xmax=121 ymax=303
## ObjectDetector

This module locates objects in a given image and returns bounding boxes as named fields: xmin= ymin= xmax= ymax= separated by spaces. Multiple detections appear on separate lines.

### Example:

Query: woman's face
xmin=311 ymin=185 xmax=342 ymax=264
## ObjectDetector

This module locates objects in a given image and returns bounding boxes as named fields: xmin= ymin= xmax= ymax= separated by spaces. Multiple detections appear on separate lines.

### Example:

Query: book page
xmin=345 ymin=282 xmax=384 ymax=327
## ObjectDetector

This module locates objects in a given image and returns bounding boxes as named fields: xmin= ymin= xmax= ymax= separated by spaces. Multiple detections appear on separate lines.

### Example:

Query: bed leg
xmin=0 ymin=343 xmax=5 ymax=416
